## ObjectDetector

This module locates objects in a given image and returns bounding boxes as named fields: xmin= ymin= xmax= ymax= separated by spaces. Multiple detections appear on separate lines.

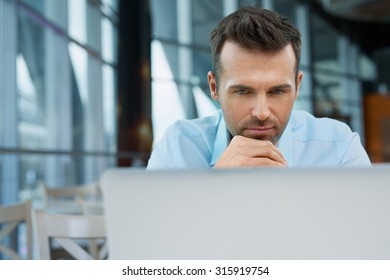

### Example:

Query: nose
xmin=252 ymin=94 xmax=270 ymax=121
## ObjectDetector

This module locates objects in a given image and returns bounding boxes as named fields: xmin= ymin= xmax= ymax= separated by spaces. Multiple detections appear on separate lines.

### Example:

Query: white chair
xmin=33 ymin=210 xmax=106 ymax=260
xmin=39 ymin=181 xmax=100 ymax=214
xmin=76 ymin=196 xmax=104 ymax=216
xmin=75 ymin=197 xmax=107 ymax=259
xmin=0 ymin=200 xmax=33 ymax=259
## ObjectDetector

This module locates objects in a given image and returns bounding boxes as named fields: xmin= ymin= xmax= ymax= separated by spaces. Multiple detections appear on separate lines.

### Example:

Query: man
xmin=147 ymin=7 xmax=371 ymax=169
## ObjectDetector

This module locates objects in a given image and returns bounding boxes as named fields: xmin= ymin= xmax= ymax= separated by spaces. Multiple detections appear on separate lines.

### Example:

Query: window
xmin=1 ymin=0 xmax=119 ymax=204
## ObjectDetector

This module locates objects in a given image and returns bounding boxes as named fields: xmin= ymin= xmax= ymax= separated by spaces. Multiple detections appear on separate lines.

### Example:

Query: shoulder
xmin=165 ymin=110 xmax=223 ymax=138
xmin=290 ymin=110 xmax=353 ymax=142
xmin=147 ymin=111 xmax=223 ymax=169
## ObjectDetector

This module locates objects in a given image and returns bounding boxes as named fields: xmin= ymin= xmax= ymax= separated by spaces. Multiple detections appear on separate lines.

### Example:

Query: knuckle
xmin=265 ymin=147 xmax=272 ymax=157
xmin=263 ymin=140 xmax=273 ymax=147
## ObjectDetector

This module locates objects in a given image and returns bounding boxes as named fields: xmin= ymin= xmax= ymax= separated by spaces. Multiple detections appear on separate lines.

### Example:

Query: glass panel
xmin=3 ymin=0 xmax=120 ymax=259
xmin=310 ymin=10 xmax=357 ymax=123
xmin=345 ymin=78 xmax=362 ymax=103
xmin=152 ymin=80 xmax=185 ymax=144
xmin=311 ymin=13 xmax=340 ymax=73
xmin=193 ymin=86 xmax=218 ymax=118
xmin=102 ymin=65 xmax=117 ymax=152
xmin=151 ymin=0 xmax=177 ymax=40
xmin=349 ymin=104 xmax=363 ymax=134
xmin=373 ymin=47 xmax=390 ymax=92
xmin=238 ymin=0 xmax=261 ymax=7
xmin=359 ymin=52 xmax=377 ymax=80
xmin=0 ymin=102 xmax=2 ymax=149
xmin=17 ymin=55 xmax=43 ymax=124
xmin=0 ymin=1 xmax=3 ymax=144
xmin=18 ymin=153 xmax=117 ymax=202
xmin=20 ymin=0 xmax=43 ymax=13
xmin=192 ymin=0 xmax=223 ymax=48
xmin=313 ymin=71 xmax=343 ymax=116
xmin=0 ymin=0 xmax=1 ymax=143
xmin=152 ymin=41 xmax=179 ymax=81
xmin=68 ymin=0 xmax=87 ymax=45
xmin=193 ymin=49 xmax=212 ymax=86
xmin=152 ymin=40 xmax=185 ymax=143
xmin=17 ymin=10 xmax=47 ymax=149
xmin=86 ymin=2 xmax=101 ymax=53
xmin=68 ymin=0 xmax=106 ymax=54
xmin=68 ymin=42 xmax=88 ymax=152
xmin=297 ymin=66 xmax=313 ymax=113
xmin=69 ymin=42 xmax=88 ymax=107
xmin=101 ymin=0 xmax=119 ymax=17
xmin=20 ymin=0 xmax=67 ymax=30
xmin=293 ymin=97 xmax=312 ymax=112
xmin=101 ymin=17 xmax=117 ymax=63
xmin=274 ymin=0 xmax=296 ymax=23
xmin=19 ymin=154 xmax=44 ymax=194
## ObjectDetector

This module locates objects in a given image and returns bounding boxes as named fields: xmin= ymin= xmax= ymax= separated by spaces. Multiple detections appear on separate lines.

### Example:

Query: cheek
xmin=270 ymin=98 xmax=295 ymax=122
xmin=220 ymin=97 xmax=248 ymax=120
xmin=219 ymin=98 xmax=246 ymax=133
xmin=220 ymin=101 xmax=236 ymax=123
xmin=220 ymin=99 xmax=251 ymax=135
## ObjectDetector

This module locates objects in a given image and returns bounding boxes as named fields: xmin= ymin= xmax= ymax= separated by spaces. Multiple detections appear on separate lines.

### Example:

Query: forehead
xmin=219 ymin=41 xmax=297 ymax=85
xmin=220 ymin=41 xmax=296 ymax=68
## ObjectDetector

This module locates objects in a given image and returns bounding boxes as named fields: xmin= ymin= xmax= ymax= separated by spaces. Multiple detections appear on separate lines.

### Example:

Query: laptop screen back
xmin=101 ymin=167 xmax=390 ymax=260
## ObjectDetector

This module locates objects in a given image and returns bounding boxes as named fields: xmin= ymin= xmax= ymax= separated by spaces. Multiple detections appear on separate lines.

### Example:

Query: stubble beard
xmin=232 ymin=117 xmax=290 ymax=145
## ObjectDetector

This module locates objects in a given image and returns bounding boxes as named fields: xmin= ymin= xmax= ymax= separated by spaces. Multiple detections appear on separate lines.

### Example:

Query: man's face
xmin=208 ymin=41 xmax=303 ymax=144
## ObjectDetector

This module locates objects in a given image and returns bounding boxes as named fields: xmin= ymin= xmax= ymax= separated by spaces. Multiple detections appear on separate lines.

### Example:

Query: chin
xmin=255 ymin=136 xmax=275 ymax=143
xmin=246 ymin=134 xmax=280 ymax=145
xmin=241 ymin=133 xmax=273 ymax=142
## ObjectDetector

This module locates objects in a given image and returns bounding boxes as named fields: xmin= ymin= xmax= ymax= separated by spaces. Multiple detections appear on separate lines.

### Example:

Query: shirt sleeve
xmin=339 ymin=132 xmax=372 ymax=167
xmin=146 ymin=125 xmax=177 ymax=170
xmin=146 ymin=122 xmax=213 ymax=169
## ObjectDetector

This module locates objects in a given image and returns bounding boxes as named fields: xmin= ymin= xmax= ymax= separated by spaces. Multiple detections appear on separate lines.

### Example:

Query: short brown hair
xmin=210 ymin=7 xmax=301 ymax=83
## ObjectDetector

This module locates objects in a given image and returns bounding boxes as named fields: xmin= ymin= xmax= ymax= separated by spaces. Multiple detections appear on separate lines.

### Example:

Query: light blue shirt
xmin=147 ymin=110 xmax=371 ymax=169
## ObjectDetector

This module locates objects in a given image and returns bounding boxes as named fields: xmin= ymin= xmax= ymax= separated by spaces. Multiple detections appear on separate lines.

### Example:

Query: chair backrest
xmin=75 ymin=197 xmax=107 ymax=259
xmin=0 ymin=200 xmax=33 ymax=260
xmin=39 ymin=181 xmax=100 ymax=214
xmin=75 ymin=196 xmax=104 ymax=215
xmin=33 ymin=210 xmax=106 ymax=260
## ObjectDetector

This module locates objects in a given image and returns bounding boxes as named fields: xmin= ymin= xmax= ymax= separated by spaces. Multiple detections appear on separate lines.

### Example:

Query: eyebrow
xmin=228 ymin=84 xmax=254 ymax=91
xmin=228 ymin=83 xmax=292 ymax=91
xmin=269 ymin=84 xmax=292 ymax=91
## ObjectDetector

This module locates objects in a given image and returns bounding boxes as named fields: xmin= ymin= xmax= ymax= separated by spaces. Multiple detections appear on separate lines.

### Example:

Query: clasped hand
xmin=214 ymin=135 xmax=287 ymax=168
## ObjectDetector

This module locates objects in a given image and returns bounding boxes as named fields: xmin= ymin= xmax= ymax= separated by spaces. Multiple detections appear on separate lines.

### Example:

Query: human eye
xmin=235 ymin=88 xmax=250 ymax=95
xmin=270 ymin=88 xmax=284 ymax=95
xmin=269 ymin=86 xmax=290 ymax=95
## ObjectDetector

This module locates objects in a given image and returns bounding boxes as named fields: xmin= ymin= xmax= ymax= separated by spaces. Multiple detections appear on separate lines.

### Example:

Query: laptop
xmin=100 ymin=167 xmax=390 ymax=260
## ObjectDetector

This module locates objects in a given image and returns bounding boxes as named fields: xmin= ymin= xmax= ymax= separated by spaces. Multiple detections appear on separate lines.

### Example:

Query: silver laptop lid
xmin=101 ymin=167 xmax=390 ymax=260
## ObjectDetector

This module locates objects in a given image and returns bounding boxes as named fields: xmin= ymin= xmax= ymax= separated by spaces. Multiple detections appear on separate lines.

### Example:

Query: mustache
xmin=241 ymin=118 xmax=277 ymax=128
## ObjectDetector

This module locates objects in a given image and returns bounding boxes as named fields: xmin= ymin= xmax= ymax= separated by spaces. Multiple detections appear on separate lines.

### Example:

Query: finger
xmin=254 ymin=141 xmax=287 ymax=165
xmin=238 ymin=138 xmax=287 ymax=165
xmin=249 ymin=157 xmax=288 ymax=167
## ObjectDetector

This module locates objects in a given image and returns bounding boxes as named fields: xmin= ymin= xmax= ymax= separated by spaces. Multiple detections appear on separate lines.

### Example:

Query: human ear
xmin=295 ymin=71 xmax=303 ymax=99
xmin=208 ymin=71 xmax=219 ymax=101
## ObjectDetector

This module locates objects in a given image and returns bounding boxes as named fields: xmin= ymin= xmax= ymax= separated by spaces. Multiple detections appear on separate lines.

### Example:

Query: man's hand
xmin=214 ymin=135 xmax=287 ymax=168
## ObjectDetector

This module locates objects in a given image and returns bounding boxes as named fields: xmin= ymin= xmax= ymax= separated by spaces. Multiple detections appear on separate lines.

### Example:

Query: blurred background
xmin=1 ymin=0 xmax=390 ymax=206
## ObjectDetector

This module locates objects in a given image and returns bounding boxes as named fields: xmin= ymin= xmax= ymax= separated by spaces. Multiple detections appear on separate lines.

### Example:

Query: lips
xmin=243 ymin=127 xmax=274 ymax=138
xmin=246 ymin=126 xmax=274 ymax=132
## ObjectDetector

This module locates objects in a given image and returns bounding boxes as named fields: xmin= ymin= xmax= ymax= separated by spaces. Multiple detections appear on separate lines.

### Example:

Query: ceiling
xmin=311 ymin=0 xmax=390 ymax=53
xmin=315 ymin=0 xmax=390 ymax=22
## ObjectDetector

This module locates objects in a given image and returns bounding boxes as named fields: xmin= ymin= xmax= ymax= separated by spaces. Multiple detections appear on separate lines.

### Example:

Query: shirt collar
xmin=276 ymin=117 xmax=293 ymax=167
xmin=210 ymin=110 xmax=294 ymax=167
xmin=210 ymin=111 xmax=229 ymax=167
